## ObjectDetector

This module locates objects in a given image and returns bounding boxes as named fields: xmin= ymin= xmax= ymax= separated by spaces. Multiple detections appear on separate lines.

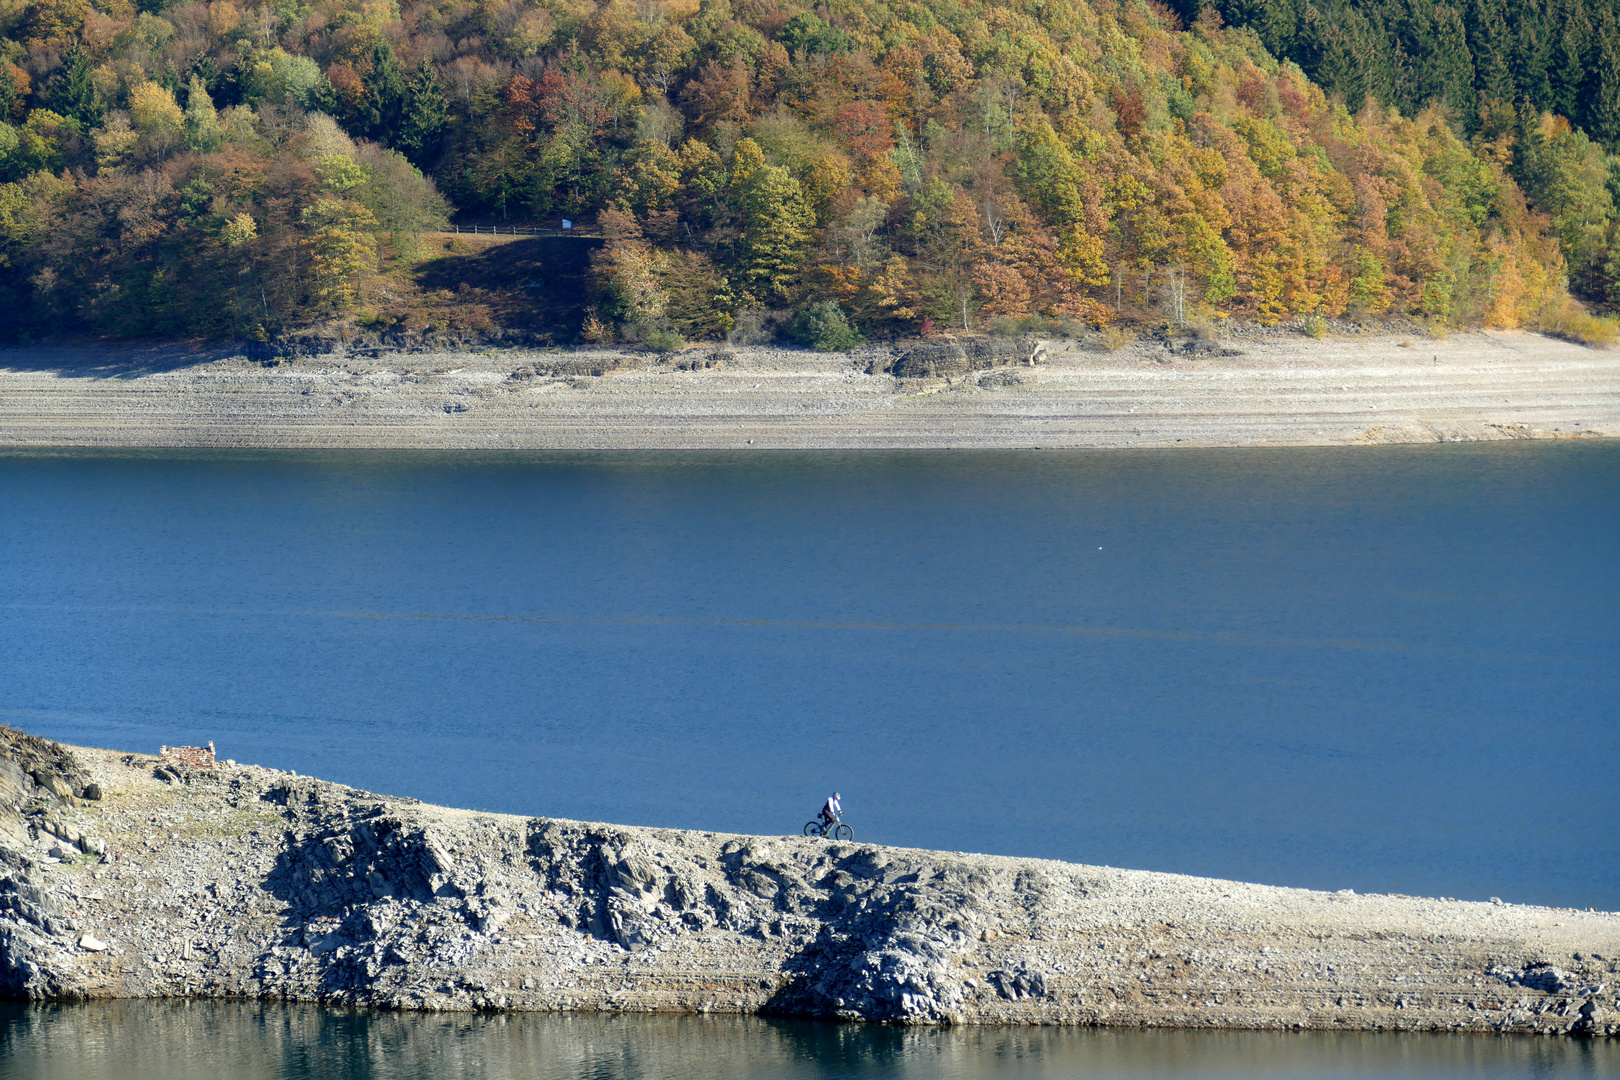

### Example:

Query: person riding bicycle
xmin=819 ymin=792 xmax=842 ymax=828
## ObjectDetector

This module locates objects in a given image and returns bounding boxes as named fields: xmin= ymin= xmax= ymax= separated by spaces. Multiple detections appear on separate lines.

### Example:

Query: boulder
xmin=878 ymin=337 xmax=1044 ymax=379
xmin=82 ymin=783 xmax=102 ymax=801
xmin=1492 ymin=964 xmax=1576 ymax=994
xmin=0 ymin=728 xmax=93 ymax=799
xmin=30 ymin=772 xmax=73 ymax=801
xmin=989 ymin=959 xmax=1050 ymax=1001
xmin=978 ymin=370 xmax=1026 ymax=389
xmin=0 ymin=759 xmax=30 ymax=803
xmin=1573 ymin=997 xmax=1603 ymax=1036
xmin=78 ymin=934 xmax=108 ymax=952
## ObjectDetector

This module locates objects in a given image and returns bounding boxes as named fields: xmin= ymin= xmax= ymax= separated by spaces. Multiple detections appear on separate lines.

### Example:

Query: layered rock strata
xmin=1 ymin=734 xmax=1615 ymax=1036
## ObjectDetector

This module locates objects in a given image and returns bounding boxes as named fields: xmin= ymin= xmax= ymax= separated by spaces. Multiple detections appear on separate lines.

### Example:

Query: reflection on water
xmin=2 ymin=1003 xmax=1615 ymax=1080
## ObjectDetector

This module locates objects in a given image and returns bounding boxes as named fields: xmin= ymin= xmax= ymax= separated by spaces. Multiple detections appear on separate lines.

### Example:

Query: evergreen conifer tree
xmin=159 ymin=61 xmax=183 ymax=99
xmin=1465 ymin=0 xmax=1515 ymax=107
xmin=398 ymin=62 xmax=448 ymax=167
xmin=1591 ymin=7 xmax=1620 ymax=147
xmin=361 ymin=43 xmax=408 ymax=147
xmin=49 ymin=46 xmax=101 ymax=128
xmin=1550 ymin=0 xmax=1594 ymax=122
xmin=0 ymin=64 xmax=17 ymax=123
xmin=184 ymin=76 xmax=223 ymax=152
xmin=1509 ymin=2 xmax=1554 ymax=110
xmin=1208 ymin=0 xmax=1620 ymax=152
xmin=1397 ymin=0 xmax=1475 ymax=118
xmin=731 ymin=139 xmax=815 ymax=302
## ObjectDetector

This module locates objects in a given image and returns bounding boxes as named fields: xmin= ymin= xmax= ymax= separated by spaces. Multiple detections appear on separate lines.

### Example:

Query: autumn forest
xmin=2 ymin=0 xmax=1618 ymax=346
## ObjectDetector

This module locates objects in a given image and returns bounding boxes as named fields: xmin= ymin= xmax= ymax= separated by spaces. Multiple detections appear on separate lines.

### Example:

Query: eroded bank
xmin=2 ymin=733 xmax=1615 ymax=1036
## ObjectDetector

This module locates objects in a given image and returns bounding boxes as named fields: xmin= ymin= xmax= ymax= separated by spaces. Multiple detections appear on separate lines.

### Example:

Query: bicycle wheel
xmin=832 ymin=824 xmax=853 ymax=841
xmin=803 ymin=821 xmax=824 ymax=837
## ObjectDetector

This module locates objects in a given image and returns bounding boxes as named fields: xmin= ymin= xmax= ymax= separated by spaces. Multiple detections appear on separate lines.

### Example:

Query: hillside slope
xmin=2 ymin=0 xmax=1611 ymax=344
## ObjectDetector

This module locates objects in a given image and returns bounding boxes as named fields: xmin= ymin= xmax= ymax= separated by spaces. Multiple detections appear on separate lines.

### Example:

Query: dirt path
xmin=1 ymin=331 xmax=1614 ymax=449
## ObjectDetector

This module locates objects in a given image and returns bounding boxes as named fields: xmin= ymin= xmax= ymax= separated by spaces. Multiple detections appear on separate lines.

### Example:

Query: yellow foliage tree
xmin=300 ymin=198 xmax=378 ymax=310
xmin=127 ymin=81 xmax=183 ymax=141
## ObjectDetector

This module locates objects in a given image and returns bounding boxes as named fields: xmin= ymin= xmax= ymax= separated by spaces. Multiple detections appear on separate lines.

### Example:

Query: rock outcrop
xmin=0 ymin=732 xmax=1616 ymax=1036
xmin=874 ymin=337 xmax=1045 ymax=380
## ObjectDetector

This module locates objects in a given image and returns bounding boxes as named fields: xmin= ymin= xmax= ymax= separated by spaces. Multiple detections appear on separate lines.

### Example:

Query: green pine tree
xmin=48 ymin=46 xmax=101 ymax=129
xmin=1465 ymin=0 xmax=1515 ymax=107
xmin=159 ymin=61 xmax=183 ymax=99
xmin=1550 ymin=0 xmax=1595 ymax=122
xmin=397 ymin=62 xmax=448 ymax=167
xmin=0 ymin=63 xmax=17 ymax=123
xmin=1395 ymin=0 xmax=1476 ymax=117
xmin=1508 ymin=0 xmax=1554 ymax=111
xmin=1318 ymin=6 xmax=1397 ymax=112
xmin=1213 ymin=0 xmax=1619 ymax=151
xmin=361 ymin=43 xmax=408 ymax=147
xmin=1590 ymin=7 xmax=1620 ymax=146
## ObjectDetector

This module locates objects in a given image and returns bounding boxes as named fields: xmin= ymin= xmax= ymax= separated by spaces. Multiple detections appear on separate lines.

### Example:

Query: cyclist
xmin=818 ymin=792 xmax=842 ymax=829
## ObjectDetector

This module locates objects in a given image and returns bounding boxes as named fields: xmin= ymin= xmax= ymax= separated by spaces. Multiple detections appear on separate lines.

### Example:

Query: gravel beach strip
xmin=1 ymin=331 xmax=1615 ymax=449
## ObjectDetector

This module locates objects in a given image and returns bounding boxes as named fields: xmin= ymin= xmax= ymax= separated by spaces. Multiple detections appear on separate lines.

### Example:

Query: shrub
xmin=1185 ymin=316 xmax=1219 ymax=343
xmin=623 ymin=318 xmax=684 ymax=351
xmin=1541 ymin=300 xmax=1617 ymax=347
xmin=727 ymin=308 xmax=779 ymax=345
xmin=1101 ymin=325 xmax=1135 ymax=351
xmin=638 ymin=326 xmax=685 ymax=351
xmin=789 ymin=300 xmax=862 ymax=351
xmin=988 ymin=314 xmax=1047 ymax=337
xmin=1303 ymin=313 xmax=1327 ymax=338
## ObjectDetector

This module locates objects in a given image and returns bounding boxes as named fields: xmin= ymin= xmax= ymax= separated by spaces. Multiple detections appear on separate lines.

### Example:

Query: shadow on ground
xmin=0 ymin=341 xmax=249 ymax=378
xmin=0 ymin=237 xmax=603 ymax=375
xmin=413 ymin=235 xmax=601 ymax=341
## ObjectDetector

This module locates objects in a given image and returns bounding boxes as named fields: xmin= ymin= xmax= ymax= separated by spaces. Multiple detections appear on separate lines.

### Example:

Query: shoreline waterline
xmin=2 ymin=740 xmax=1616 ymax=1037
xmin=4 ymin=1002 xmax=1618 ymax=1079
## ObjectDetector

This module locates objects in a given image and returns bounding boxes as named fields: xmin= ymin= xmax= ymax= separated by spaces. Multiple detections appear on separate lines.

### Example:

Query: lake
xmin=0 ymin=443 xmax=1615 ymax=912
xmin=4 ymin=1003 xmax=1618 ymax=1080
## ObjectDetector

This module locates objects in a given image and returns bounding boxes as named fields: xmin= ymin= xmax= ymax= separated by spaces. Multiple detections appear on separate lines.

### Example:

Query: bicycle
xmin=803 ymin=817 xmax=854 ymax=841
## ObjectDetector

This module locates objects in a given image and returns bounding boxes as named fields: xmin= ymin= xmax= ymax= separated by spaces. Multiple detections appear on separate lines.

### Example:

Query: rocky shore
xmin=2 ymin=730 xmax=1615 ymax=1036
xmin=1 ymin=329 xmax=1616 ymax=449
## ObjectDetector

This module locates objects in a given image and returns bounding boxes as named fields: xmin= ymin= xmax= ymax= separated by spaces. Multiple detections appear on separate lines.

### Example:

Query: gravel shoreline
xmin=3 ymin=737 xmax=1616 ymax=1034
xmin=1 ymin=330 xmax=1615 ymax=449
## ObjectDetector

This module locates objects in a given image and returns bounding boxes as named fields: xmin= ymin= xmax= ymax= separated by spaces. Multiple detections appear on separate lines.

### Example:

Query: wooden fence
xmin=446 ymin=224 xmax=596 ymax=238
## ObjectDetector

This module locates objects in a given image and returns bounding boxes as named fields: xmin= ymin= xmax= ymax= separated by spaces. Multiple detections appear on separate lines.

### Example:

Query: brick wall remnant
xmin=159 ymin=742 xmax=216 ymax=768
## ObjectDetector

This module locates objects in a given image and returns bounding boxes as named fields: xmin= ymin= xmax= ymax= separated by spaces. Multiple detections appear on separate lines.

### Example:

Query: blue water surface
xmin=0 ymin=444 xmax=1615 ymax=908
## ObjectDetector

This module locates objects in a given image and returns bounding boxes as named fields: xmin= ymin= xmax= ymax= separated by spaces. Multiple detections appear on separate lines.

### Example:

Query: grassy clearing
xmin=346 ymin=234 xmax=600 ymax=344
